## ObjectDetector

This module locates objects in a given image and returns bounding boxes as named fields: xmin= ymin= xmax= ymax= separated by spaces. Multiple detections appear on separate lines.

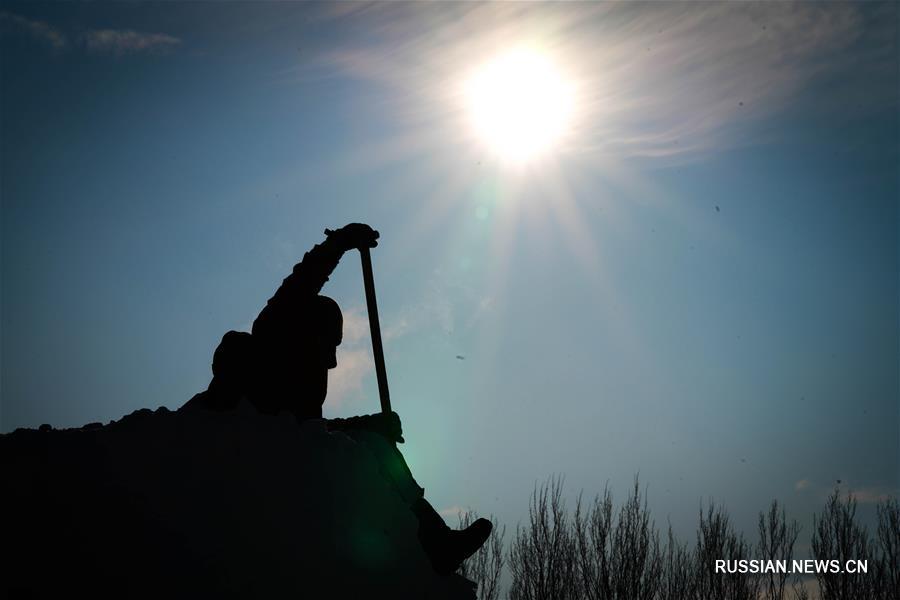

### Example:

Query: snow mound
xmin=2 ymin=404 xmax=476 ymax=599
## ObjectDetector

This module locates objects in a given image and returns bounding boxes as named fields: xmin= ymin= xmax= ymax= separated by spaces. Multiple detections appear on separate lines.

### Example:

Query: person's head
xmin=251 ymin=295 xmax=344 ymax=415
xmin=288 ymin=295 xmax=342 ymax=411
xmin=211 ymin=330 xmax=254 ymax=389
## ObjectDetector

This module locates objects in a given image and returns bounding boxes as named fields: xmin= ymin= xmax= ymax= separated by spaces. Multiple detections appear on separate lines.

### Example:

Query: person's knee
xmin=346 ymin=430 xmax=423 ymax=503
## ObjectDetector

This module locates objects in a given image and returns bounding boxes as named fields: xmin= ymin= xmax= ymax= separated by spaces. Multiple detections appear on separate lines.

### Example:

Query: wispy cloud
xmin=83 ymin=29 xmax=181 ymax=55
xmin=0 ymin=11 xmax=67 ymax=48
xmin=850 ymin=486 xmax=898 ymax=505
xmin=384 ymin=268 xmax=491 ymax=342
xmin=0 ymin=11 xmax=181 ymax=56
xmin=303 ymin=2 xmax=890 ymax=163
xmin=796 ymin=478 xmax=898 ymax=504
xmin=438 ymin=504 xmax=467 ymax=519
xmin=328 ymin=347 xmax=372 ymax=408
xmin=326 ymin=305 xmax=376 ymax=408
xmin=384 ymin=290 xmax=453 ymax=341
xmin=340 ymin=306 xmax=371 ymax=345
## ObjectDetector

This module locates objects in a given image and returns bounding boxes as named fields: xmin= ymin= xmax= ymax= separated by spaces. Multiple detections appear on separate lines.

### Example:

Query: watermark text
xmin=714 ymin=559 xmax=867 ymax=574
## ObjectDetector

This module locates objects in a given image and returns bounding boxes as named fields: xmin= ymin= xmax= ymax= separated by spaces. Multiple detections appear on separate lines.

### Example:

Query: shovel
xmin=359 ymin=247 xmax=392 ymax=416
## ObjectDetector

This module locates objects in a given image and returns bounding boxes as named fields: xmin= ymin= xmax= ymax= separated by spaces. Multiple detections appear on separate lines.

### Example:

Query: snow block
xmin=2 ymin=403 xmax=476 ymax=599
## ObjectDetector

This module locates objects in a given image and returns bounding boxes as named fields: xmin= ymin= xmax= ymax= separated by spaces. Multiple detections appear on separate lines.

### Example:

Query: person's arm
xmin=327 ymin=411 xmax=404 ymax=444
xmin=252 ymin=224 xmax=379 ymax=336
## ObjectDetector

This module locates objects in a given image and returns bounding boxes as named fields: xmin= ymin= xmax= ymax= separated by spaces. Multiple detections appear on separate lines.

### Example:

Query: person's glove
xmin=330 ymin=411 xmax=404 ymax=444
xmin=324 ymin=223 xmax=379 ymax=252
xmin=370 ymin=410 xmax=404 ymax=444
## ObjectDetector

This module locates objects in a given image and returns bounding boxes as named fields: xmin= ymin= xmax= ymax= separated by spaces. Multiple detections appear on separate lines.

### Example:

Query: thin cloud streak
xmin=0 ymin=12 xmax=181 ymax=56
xmin=328 ymin=348 xmax=372 ymax=408
xmin=0 ymin=11 xmax=67 ymax=48
xmin=340 ymin=306 xmax=371 ymax=345
xmin=301 ymin=2 xmax=885 ymax=163
xmin=383 ymin=269 xmax=493 ymax=342
xmin=796 ymin=479 xmax=898 ymax=504
xmin=328 ymin=305 xmax=376 ymax=408
xmin=438 ymin=504 xmax=467 ymax=519
xmin=850 ymin=486 xmax=898 ymax=505
xmin=83 ymin=29 xmax=181 ymax=55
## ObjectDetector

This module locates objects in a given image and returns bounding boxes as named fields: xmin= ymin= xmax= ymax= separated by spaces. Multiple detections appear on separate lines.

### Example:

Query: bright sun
xmin=465 ymin=48 xmax=575 ymax=165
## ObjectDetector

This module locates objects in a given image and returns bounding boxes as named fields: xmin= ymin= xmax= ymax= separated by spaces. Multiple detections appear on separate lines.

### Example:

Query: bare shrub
xmin=572 ymin=477 xmax=661 ymax=600
xmin=508 ymin=476 xmax=578 ymax=600
xmin=483 ymin=477 xmax=895 ymax=600
xmin=872 ymin=496 xmax=899 ymax=600
xmin=790 ymin=577 xmax=812 ymax=600
xmin=810 ymin=489 xmax=872 ymax=600
xmin=694 ymin=501 xmax=759 ymax=600
xmin=658 ymin=524 xmax=696 ymax=600
xmin=757 ymin=499 xmax=802 ymax=600
xmin=573 ymin=486 xmax=613 ymax=600
xmin=458 ymin=510 xmax=506 ymax=600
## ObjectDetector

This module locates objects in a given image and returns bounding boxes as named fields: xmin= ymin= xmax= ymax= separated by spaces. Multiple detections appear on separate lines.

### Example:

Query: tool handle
xmin=359 ymin=247 xmax=391 ymax=414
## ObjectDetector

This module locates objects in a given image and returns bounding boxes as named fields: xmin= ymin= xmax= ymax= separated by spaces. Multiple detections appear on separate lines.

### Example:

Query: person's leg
xmin=345 ymin=429 xmax=424 ymax=505
xmin=410 ymin=497 xmax=493 ymax=575
xmin=345 ymin=429 xmax=492 ymax=575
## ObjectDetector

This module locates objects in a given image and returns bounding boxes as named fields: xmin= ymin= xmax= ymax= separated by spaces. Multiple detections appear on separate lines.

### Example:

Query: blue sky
xmin=2 ymin=1 xmax=897 ymax=546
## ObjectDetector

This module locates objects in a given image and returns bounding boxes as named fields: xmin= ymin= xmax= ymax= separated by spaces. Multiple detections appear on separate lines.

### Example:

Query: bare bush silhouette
xmin=494 ymin=478 xmax=897 ymax=600
xmin=790 ymin=577 xmax=811 ymax=600
xmin=757 ymin=500 xmax=802 ymax=600
xmin=458 ymin=510 xmax=507 ymax=600
xmin=811 ymin=489 xmax=873 ymax=600
xmin=658 ymin=524 xmax=696 ymax=600
xmin=872 ymin=496 xmax=899 ymax=600
xmin=572 ymin=478 xmax=661 ymax=600
xmin=573 ymin=485 xmax=613 ymax=600
xmin=509 ymin=476 xmax=578 ymax=600
xmin=693 ymin=502 xmax=758 ymax=600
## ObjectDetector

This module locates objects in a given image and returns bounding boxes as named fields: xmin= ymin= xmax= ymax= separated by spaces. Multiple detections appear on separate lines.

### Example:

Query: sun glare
xmin=465 ymin=48 xmax=575 ymax=165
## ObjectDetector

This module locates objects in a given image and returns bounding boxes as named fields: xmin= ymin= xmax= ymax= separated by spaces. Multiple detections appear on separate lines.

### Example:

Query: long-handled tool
xmin=359 ymin=247 xmax=391 ymax=415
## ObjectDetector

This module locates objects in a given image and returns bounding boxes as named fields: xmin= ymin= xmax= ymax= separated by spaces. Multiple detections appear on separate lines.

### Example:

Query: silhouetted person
xmin=181 ymin=330 xmax=253 ymax=412
xmin=182 ymin=223 xmax=491 ymax=575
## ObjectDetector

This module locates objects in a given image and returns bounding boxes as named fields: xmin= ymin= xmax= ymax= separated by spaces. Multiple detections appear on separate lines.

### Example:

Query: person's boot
xmin=412 ymin=498 xmax=493 ymax=575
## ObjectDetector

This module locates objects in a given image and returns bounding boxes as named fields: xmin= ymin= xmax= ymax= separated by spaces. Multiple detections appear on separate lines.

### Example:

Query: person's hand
xmin=324 ymin=223 xmax=379 ymax=251
xmin=362 ymin=410 xmax=404 ymax=444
